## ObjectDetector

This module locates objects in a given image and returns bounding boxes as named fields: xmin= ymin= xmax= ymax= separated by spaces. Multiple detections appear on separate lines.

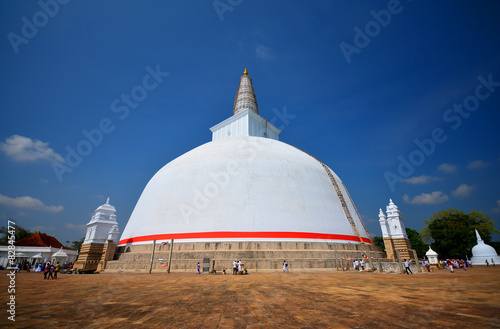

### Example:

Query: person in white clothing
xmin=283 ymin=260 xmax=289 ymax=272
xmin=404 ymin=259 xmax=413 ymax=274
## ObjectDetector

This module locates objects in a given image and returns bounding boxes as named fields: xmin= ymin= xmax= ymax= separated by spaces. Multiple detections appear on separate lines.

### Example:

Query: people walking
xmin=43 ymin=263 xmax=50 ymax=279
xmin=54 ymin=262 xmax=60 ymax=279
xmin=447 ymin=260 xmax=454 ymax=273
xmin=238 ymin=260 xmax=242 ymax=274
xmin=404 ymin=259 xmax=413 ymax=274
xmin=360 ymin=259 xmax=365 ymax=271
xmin=196 ymin=262 xmax=201 ymax=274
xmin=48 ymin=264 xmax=55 ymax=279
xmin=233 ymin=260 xmax=237 ymax=275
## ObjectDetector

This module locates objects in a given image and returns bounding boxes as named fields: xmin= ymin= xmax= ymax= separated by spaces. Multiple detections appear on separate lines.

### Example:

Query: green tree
xmin=371 ymin=236 xmax=385 ymax=252
xmin=71 ymin=237 xmax=85 ymax=252
xmin=0 ymin=222 xmax=36 ymax=245
xmin=405 ymin=227 xmax=426 ymax=259
xmin=422 ymin=209 xmax=499 ymax=259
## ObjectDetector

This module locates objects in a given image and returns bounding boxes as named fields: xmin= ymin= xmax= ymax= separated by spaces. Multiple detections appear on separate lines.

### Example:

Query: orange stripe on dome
xmin=118 ymin=231 xmax=372 ymax=246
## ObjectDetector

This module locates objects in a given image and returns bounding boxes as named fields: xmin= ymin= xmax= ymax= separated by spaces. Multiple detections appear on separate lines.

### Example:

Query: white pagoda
xmin=379 ymin=199 xmax=414 ymax=261
xmin=471 ymin=229 xmax=500 ymax=266
xmin=73 ymin=198 xmax=120 ymax=272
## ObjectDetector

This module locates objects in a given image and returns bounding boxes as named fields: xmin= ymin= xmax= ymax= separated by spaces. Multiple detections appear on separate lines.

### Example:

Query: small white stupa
xmin=378 ymin=199 xmax=413 ymax=261
xmin=471 ymin=229 xmax=500 ymax=266
xmin=83 ymin=197 xmax=120 ymax=244
xmin=425 ymin=246 xmax=438 ymax=266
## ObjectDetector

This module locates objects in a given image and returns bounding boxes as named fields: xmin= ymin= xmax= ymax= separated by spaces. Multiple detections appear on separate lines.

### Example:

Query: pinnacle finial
xmin=233 ymin=67 xmax=258 ymax=115
xmin=106 ymin=197 xmax=110 ymax=204
xmin=475 ymin=229 xmax=483 ymax=242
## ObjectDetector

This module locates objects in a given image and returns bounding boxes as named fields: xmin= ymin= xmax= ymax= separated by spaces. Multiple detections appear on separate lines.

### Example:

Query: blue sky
xmin=1 ymin=1 xmax=499 ymax=245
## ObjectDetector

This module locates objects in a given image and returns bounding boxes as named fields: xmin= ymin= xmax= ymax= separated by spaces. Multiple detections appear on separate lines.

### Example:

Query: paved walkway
xmin=1 ymin=267 xmax=499 ymax=328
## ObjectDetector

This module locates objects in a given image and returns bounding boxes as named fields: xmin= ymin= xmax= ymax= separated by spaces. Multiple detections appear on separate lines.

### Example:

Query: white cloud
xmin=404 ymin=175 xmax=441 ymax=185
xmin=451 ymin=184 xmax=475 ymax=198
xmin=491 ymin=200 xmax=500 ymax=214
xmin=65 ymin=223 xmax=86 ymax=231
xmin=437 ymin=163 xmax=457 ymax=174
xmin=0 ymin=194 xmax=63 ymax=213
xmin=0 ymin=135 xmax=63 ymax=163
xmin=467 ymin=160 xmax=490 ymax=170
xmin=255 ymin=44 xmax=272 ymax=60
xmin=403 ymin=191 xmax=449 ymax=205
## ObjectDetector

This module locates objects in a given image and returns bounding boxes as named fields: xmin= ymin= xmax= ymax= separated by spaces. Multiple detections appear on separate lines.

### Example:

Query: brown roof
xmin=14 ymin=233 xmax=73 ymax=250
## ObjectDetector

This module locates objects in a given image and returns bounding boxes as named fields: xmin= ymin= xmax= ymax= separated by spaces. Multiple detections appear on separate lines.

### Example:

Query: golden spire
xmin=243 ymin=67 xmax=248 ymax=75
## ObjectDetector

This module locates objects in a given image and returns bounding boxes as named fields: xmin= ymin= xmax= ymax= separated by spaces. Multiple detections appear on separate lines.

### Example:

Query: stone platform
xmin=106 ymin=241 xmax=385 ymax=271
xmin=2 ymin=267 xmax=499 ymax=328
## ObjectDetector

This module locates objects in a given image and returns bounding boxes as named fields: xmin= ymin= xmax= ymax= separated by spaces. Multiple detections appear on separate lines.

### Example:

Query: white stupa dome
xmin=472 ymin=241 xmax=497 ymax=257
xmin=471 ymin=229 xmax=500 ymax=265
xmin=119 ymin=136 xmax=371 ymax=245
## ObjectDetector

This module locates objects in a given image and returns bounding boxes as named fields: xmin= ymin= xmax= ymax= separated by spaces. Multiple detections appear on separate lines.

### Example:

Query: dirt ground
xmin=1 ymin=266 xmax=499 ymax=328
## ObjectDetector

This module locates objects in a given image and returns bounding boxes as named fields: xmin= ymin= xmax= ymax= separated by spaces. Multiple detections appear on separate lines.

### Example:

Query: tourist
xmin=404 ymin=259 xmax=413 ymax=275
xmin=492 ymin=259 xmax=495 ymax=266
xmin=360 ymin=259 xmax=365 ymax=271
xmin=49 ymin=264 xmax=55 ymax=279
xmin=283 ymin=260 xmax=289 ymax=272
xmin=485 ymin=259 xmax=489 ymax=267
xmin=54 ymin=262 xmax=61 ymax=279
xmin=238 ymin=260 xmax=242 ymax=274
xmin=196 ymin=262 xmax=200 ymax=274
xmin=44 ymin=262 xmax=51 ymax=279
xmin=233 ymin=260 xmax=237 ymax=275
xmin=447 ymin=260 xmax=454 ymax=273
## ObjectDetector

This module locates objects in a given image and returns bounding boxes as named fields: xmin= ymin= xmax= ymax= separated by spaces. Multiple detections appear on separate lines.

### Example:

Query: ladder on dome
xmin=292 ymin=146 xmax=364 ymax=244
xmin=318 ymin=162 xmax=364 ymax=244
xmin=341 ymin=181 xmax=372 ymax=243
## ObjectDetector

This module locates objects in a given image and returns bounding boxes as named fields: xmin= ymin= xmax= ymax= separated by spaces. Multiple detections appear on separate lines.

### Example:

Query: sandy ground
xmin=1 ymin=266 xmax=499 ymax=328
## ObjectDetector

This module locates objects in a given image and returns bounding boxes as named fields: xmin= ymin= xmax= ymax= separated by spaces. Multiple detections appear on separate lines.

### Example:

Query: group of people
xmin=39 ymin=262 xmax=61 ymax=279
xmin=438 ymin=259 xmax=471 ymax=272
xmin=232 ymin=260 xmax=246 ymax=275
xmin=353 ymin=259 xmax=365 ymax=271
xmin=195 ymin=260 xmax=247 ymax=275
